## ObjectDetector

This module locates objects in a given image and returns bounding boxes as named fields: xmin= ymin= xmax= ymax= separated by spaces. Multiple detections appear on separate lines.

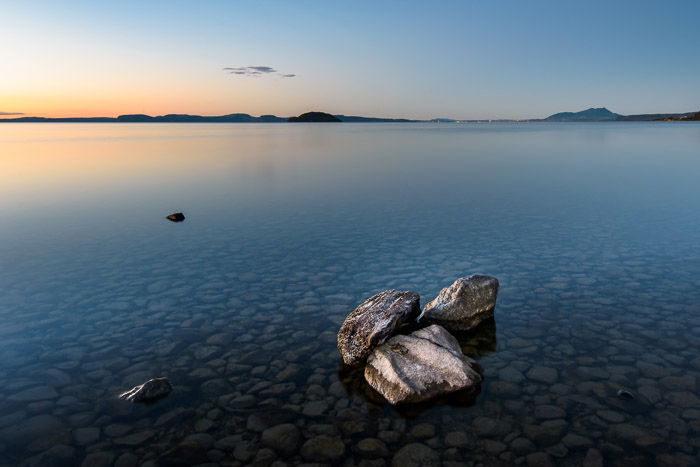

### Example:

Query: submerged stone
xmin=391 ymin=443 xmax=440 ymax=467
xmin=417 ymin=275 xmax=499 ymax=331
xmin=364 ymin=324 xmax=482 ymax=404
xmin=337 ymin=289 xmax=420 ymax=366
xmin=119 ymin=377 xmax=172 ymax=403
xmin=617 ymin=389 xmax=634 ymax=399
xmin=300 ymin=436 xmax=346 ymax=463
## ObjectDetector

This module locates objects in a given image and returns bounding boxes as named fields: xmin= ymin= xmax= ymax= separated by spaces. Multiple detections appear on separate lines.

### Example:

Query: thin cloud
xmin=248 ymin=66 xmax=276 ymax=73
xmin=0 ymin=111 xmax=24 ymax=115
xmin=223 ymin=66 xmax=296 ymax=78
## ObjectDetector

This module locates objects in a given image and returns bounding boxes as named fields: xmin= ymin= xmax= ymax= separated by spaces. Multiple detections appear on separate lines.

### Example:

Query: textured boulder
xmin=364 ymin=325 xmax=482 ymax=404
xmin=119 ymin=377 xmax=172 ymax=403
xmin=417 ymin=275 xmax=499 ymax=331
xmin=338 ymin=290 xmax=420 ymax=366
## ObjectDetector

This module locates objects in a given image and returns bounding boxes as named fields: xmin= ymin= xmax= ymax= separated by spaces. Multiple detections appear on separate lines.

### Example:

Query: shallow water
xmin=1 ymin=122 xmax=699 ymax=466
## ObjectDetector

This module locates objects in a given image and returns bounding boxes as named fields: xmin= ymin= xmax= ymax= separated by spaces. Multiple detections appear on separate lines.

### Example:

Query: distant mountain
xmin=0 ymin=113 xmax=290 ymax=123
xmin=288 ymin=112 xmax=341 ymax=122
xmin=544 ymin=107 xmax=621 ymax=121
xmin=115 ymin=113 xmax=287 ymax=123
xmin=542 ymin=107 xmax=700 ymax=122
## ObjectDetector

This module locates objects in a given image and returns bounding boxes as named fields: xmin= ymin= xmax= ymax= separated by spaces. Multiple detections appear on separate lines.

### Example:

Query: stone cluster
xmin=337 ymin=275 xmax=499 ymax=404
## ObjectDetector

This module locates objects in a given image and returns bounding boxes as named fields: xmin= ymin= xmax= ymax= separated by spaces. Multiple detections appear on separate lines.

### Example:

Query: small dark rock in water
xmin=417 ymin=274 xmax=499 ymax=331
xmin=120 ymin=377 xmax=172 ymax=403
xmin=617 ymin=389 xmax=634 ymax=399
xmin=337 ymin=289 xmax=420 ymax=367
xmin=166 ymin=212 xmax=185 ymax=222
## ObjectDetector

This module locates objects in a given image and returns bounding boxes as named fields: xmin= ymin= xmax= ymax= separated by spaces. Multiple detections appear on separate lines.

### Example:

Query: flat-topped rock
xmin=364 ymin=324 xmax=482 ymax=404
xmin=337 ymin=289 xmax=420 ymax=366
xmin=418 ymin=275 xmax=499 ymax=331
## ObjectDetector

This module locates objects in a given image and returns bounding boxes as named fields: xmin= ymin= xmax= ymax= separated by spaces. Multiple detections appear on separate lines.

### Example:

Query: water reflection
xmin=1 ymin=122 xmax=700 ymax=465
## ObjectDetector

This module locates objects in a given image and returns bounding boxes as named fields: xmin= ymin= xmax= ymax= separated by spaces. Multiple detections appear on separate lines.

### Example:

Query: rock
xmin=25 ymin=444 xmax=76 ymax=467
xmin=115 ymin=453 xmax=139 ymax=467
xmin=511 ymin=437 xmax=536 ymax=455
xmin=526 ymin=452 xmax=554 ymax=467
xmin=119 ymin=377 xmax=172 ymax=402
xmin=499 ymin=366 xmax=525 ymax=383
xmin=81 ymin=451 xmax=117 ymax=467
xmin=597 ymin=410 xmax=624 ymax=423
xmin=337 ymin=289 xmax=420 ymax=366
xmin=410 ymin=423 xmax=436 ymax=439
xmin=665 ymin=391 xmax=700 ymax=408
xmin=214 ymin=435 xmax=241 ymax=451
xmin=73 ymin=427 xmax=100 ymax=445
xmin=472 ymin=417 xmax=511 ymax=437
xmin=166 ymin=212 xmax=185 ymax=222
xmin=302 ymin=400 xmax=328 ymax=417
xmin=483 ymin=440 xmax=507 ymax=454
xmin=155 ymin=408 xmax=195 ymax=427
xmin=562 ymin=433 xmax=593 ymax=450
xmin=391 ymin=443 xmax=440 ymax=467
xmin=616 ymin=389 xmax=634 ymax=399
xmin=114 ymin=430 xmax=155 ymax=445
xmin=417 ymin=275 xmax=499 ymax=331
xmin=104 ymin=423 xmax=131 ymax=437
xmin=183 ymin=433 xmax=215 ymax=449
xmin=4 ymin=414 xmax=68 ymax=450
xmin=355 ymin=438 xmax=389 ymax=459
xmin=527 ymin=366 xmax=558 ymax=384
xmin=252 ymin=448 xmax=276 ymax=466
xmin=300 ymin=436 xmax=346 ymax=463
xmin=523 ymin=420 xmax=567 ymax=446
xmin=607 ymin=423 xmax=651 ymax=444
xmin=444 ymin=431 xmax=471 ymax=448
xmin=8 ymin=385 xmax=59 ymax=402
xmin=364 ymin=325 xmax=482 ymax=404
xmin=158 ymin=438 xmax=209 ymax=466
xmin=534 ymin=405 xmax=566 ymax=420
xmin=583 ymin=448 xmax=604 ymax=467
xmin=261 ymin=424 xmax=301 ymax=456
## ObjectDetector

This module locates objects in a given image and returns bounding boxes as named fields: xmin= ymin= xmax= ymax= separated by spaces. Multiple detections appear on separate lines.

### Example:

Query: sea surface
xmin=1 ymin=122 xmax=699 ymax=467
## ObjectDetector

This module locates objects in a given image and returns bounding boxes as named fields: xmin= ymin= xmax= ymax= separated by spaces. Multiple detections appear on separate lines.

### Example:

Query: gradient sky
xmin=1 ymin=0 xmax=699 ymax=119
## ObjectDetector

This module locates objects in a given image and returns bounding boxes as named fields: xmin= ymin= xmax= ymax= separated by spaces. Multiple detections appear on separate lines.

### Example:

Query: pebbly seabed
xmin=1 ymin=122 xmax=700 ymax=466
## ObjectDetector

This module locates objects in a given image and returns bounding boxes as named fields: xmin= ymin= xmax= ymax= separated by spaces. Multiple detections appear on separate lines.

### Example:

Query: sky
xmin=1 ymin=0 xmax=699 ymax=120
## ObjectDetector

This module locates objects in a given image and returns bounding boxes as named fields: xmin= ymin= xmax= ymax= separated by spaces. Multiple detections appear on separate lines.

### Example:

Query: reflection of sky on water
xmin=1 ymin=122 xmax=700 ymax=465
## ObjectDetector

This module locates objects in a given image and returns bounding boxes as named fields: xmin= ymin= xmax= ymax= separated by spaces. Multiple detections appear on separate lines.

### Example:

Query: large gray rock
xmin=417 ymin=275 xmax=499 ymax=331
xmin=337 ymin=289 xmax=420 ymax=366
xmin=119 ymin=377 xmax=172 ymax=403
xmin=364 ymin=325 xmax=482 ymax=404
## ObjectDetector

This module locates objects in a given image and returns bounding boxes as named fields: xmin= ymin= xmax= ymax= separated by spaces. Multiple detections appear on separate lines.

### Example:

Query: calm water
xmin=1 ymin=123 xmax=699 ymax=467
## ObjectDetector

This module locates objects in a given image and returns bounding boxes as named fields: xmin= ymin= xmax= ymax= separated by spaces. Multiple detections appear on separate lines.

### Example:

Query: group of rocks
xmin=337 ymin=274 xmax=499 ymax=404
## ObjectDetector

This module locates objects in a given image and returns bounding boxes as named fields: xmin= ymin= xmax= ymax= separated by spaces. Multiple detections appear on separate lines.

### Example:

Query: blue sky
xmin=1 ymin=0 xmax=699 ymax=119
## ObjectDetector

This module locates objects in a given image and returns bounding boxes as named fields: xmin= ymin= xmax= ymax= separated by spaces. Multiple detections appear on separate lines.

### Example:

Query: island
xmin=540 ymin=107 xmax=700 ymax=122
xmin=288 ymin=112 xmax=341 ymax=122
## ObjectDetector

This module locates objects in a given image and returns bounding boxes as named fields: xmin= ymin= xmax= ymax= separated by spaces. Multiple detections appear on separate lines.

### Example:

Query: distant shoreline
xmin=1 ymin=119 xmax=698 ymax=124
xmin=0 ymin=108 xmax=698 ymax=123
